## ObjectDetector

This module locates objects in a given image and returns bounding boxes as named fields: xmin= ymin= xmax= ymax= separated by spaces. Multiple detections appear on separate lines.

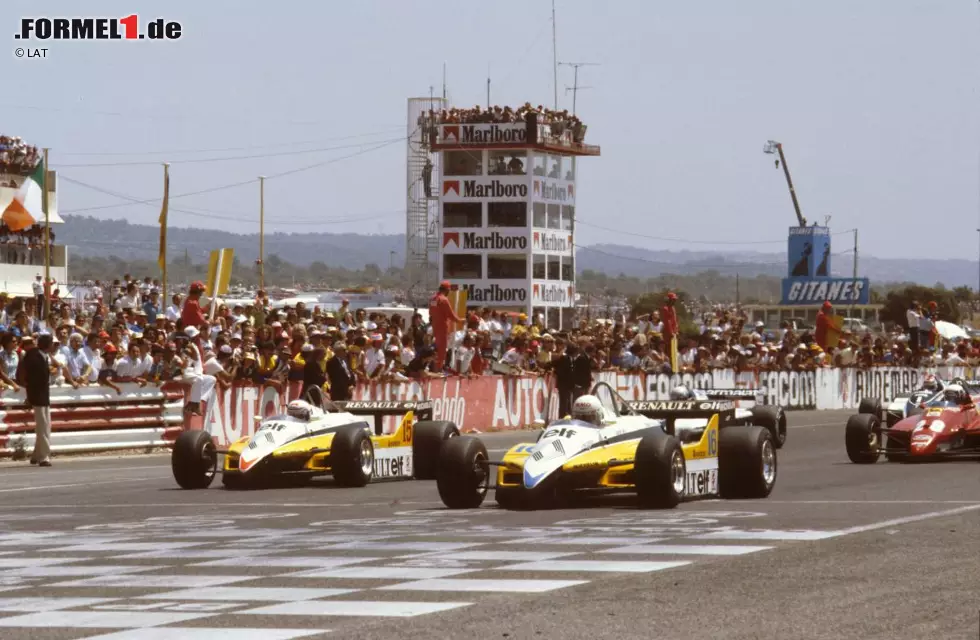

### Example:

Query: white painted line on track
xmin=0 ymin=465 xmax=167 ymax=478
xmin=241 ymin=600 xmax=472 ymax=618
xmin=497 ymin=560 xmax=691 ymax=573
xmin=377 ymin=578 xmax=586 ymax=593
xmin=196 ymin=556 xmax=379 ymax=569
xmin=0 ymin=476 xmax=166 ymax=493
xmin=692 ymin=530 xmax=839 ymax=541
xmin=80 ymin=628 xmax=329 ymax=640
xmin=52 ymin=574 xmax=253 ymax=588
xmin=600 ymin=544 xmax=773 ymax=556
xmin=0 ymin=597 xmax=118 ymax=612
xmin=138 ymin=586 xmax=355 ymax=602
xmin=289 ymin=566 xmax=474 ymax=580
xmin=424 ymin=550 xmax=577 ymax=561
xmin=0 ymin=611 xmax=211 ymax=629
xmin=828 ymin=503 xmax=980 ymax=537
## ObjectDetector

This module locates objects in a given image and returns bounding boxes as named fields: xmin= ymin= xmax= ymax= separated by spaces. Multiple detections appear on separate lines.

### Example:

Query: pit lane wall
xmin=0 ymin=366 xmax=965 ymax=454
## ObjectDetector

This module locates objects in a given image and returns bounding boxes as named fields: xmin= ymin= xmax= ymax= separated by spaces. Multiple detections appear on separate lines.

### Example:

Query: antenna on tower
xmin=559 ymin=61 xmax=599 ymax=114
xmin=487 ymin=63 xmax=491 ymax=109
xmin=442 ymin=62 xmax=447 ymax=100
xmin=551 ymin=0 xmax=558 ymax=110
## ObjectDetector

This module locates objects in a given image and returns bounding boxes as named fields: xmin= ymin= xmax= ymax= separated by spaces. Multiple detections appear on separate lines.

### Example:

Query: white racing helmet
xmin=286 ymin=399 xmax=314 ymax=421
xmin=943 ymin=384 xmax=968 ymax=404
xmin=670 ymin=385 xmax=695 ymax=400
xmin=572 ymin=395 xmax=604 ymax=425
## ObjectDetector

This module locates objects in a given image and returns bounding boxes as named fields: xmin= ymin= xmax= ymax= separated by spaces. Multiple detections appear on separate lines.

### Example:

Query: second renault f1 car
xmin=688 ymin=388 xmax=788 ymax=448
xmin=436 ymin=382 xmax=777 ymax=510
xmin=171 ymin=388 xmax=459 ymax=490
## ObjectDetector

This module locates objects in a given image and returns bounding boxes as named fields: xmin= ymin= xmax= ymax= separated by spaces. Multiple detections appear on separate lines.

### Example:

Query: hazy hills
xmin=57 ymin=216 xmax=973 ymax=288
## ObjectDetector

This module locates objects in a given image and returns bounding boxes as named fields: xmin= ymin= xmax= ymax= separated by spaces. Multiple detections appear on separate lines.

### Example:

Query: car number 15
xmin=707 ymin=429 xmax=718 ymax=457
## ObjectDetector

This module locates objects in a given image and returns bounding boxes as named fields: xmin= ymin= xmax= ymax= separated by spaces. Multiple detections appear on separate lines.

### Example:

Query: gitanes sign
xmin=532 ymin=281 xmax=574 ymax=307
xmin=780 ymin=277 xmax=870 ymax=306
xmin=440 ymin=123 xmax=528 ymax=146
xmin=442 ymin=176 xmax=528 ymax=202
xmin=443 ymin=231 xmax=528 ymax=252
xmin=461 ymin=282 xmax=529 ymax=304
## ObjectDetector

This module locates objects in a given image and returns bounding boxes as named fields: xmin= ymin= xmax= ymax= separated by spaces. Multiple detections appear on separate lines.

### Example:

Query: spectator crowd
xmin=0 ymin=275 xmax=976 ymax=411
xmin=0 ymin=136 xmax=40 ymax=178
xmin=423 ymin=102 xmax=588 ymax=144
xmin=0 ymin=224 xmax=54 ymax=265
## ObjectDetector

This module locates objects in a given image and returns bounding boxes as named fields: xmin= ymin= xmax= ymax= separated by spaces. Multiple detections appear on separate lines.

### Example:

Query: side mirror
xmin=533 ymin=418 xmax=545 ymax=428
xmin=253 ymin=416 xmax=263 ymax=424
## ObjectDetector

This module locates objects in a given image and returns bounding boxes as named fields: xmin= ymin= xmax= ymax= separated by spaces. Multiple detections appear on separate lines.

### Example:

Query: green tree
xmin=881 ymin=286 xmax=960 ymax=328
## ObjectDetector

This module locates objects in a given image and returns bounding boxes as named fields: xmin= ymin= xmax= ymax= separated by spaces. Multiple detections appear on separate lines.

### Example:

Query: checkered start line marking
xmin=0 ymin=512 xmax=838 ymax=638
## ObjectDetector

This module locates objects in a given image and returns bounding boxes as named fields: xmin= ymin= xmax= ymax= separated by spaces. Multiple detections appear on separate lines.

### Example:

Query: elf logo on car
xmin=686 ymin=469 xmax=717 ymax=495
xmin=374 ymin=455 xmax=407 ymax=478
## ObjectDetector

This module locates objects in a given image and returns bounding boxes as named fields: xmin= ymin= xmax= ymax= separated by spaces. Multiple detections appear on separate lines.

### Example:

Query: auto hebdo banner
xmin=183 ymin=367 xmax=975 ymax=445
xmin=441 ymin=176 xmax=528 ymax=202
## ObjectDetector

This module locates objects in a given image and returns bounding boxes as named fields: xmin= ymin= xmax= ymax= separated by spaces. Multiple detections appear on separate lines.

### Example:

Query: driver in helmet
xmin=670 ymin=385 xmax=708 ymax=401
xmin=922 ymin=374 xmax=939 ymax=392
xmin=943 ymin=384 xmax=970 ymax=405
xmin=571 ymin=395 xmax=605 ymax=426
xmin=286 ymin=399 xmax=316 ymax=421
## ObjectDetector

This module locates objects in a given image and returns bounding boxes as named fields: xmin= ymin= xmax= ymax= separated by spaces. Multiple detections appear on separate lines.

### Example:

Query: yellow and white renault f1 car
xmin=436 ymin=382 xmax=777 ymax=510
xmin=171 ymin=388 xmax=459 ymax=490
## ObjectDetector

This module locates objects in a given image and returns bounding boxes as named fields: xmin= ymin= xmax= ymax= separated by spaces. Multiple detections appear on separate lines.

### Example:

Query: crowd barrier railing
xmin=0 ymin=365 xmax=970 ymax=454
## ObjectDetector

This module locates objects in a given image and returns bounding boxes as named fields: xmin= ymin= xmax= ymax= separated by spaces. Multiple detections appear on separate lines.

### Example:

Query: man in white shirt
xmin=63 ymin=333 xmax=92 ymax=388
xmin=454 ymin=333 xmax=476 ymax=375
xmin=363 ymin=334 xmax=386 ymax=379
xmin=82 ymin=334 xmax=102 ymax=384
xmin=165 ymin=294 xmax=182 ymax=322
xmin=115 ymin=343 xmax=150 ymax=382
xmin=906 ymin=301 xmax=920 ymax=353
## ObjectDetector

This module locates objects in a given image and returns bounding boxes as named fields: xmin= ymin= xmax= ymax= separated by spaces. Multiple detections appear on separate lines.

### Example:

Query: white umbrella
xmin=935 ymin=320 xmax=968 ymax=341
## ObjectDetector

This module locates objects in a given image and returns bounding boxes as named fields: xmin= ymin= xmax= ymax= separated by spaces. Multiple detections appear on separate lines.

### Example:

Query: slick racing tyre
xmin=437 ymin=436 xmax=488 ymax=509
xmin=172 ymin=430 xmax=217 ymax=490
xmin=718 ymin=426 xmax=777 ymax=499
xmin=750 ymin=406 xmax=788 ymax=449
xmin=412 ymin=420 xmax=459 ymax=480
xmin=331 ymin=425 xmax=375 ymax=487
xmin=845 ymin=414 xmax=881 ymax=464
xmin=634 ymin=430 xmax=685 ymax=509
xmin=858 ymin=398 xmax=883 ymax=421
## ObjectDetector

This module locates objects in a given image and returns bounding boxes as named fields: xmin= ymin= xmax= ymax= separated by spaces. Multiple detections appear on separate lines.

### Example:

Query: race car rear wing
xmin=334 ymin=400 xmax=434 ymax=435
xmin=624 ymin=400 xmax=737 ymax=437
xmin=701 ymin=388 xmax=763 ymax=401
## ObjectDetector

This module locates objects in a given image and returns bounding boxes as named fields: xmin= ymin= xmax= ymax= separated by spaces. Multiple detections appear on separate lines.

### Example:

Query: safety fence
xmin=0 ymin=383 xmax=184 ymax=457
xmin=0 ymin=366 xmax=969 ymax=454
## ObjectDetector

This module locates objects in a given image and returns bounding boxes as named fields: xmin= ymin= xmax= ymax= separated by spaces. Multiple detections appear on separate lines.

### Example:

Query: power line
xmin=575 ymin=217 xmax=856 ymax=246
xmin=59 ymin=127 xmax=405 ymax=157
xmin=58 ymin=137 xmax=403 ymax=214
xmin=58 ymin=175 xmax=402 ymax=226
xmin=55 ymin=136 xmax=405 ymax=167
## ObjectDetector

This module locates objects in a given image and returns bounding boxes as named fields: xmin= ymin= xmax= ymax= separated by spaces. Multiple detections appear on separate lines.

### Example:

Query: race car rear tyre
xmin=172 ymin=430 xmax=217 ymax=490
xmin=437 ymin=436 xmax=488 ymax=509
xmin=331 ymin=425 xmax=375 ymax=487
xmin=635 ymin=431 xmax=685 ymax=509
xmin=412 ymin=420 xmax=460 ymax=480
xmin=718 ymin=426 xmax=777 ymax=499
xmin=858 ymin=398 xmax=883 ymax=421
xmin=750 ymin=406 xmax=787 ymax=449
xmin=845 ymin=414 xmax=881 ymax=464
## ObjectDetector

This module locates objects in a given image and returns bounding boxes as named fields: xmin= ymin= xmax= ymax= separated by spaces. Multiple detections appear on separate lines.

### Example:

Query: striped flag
xmin=2 ymin=159 xmax=45 ymax=231
xmin=158 ymin=170 xmax=169 ymax=273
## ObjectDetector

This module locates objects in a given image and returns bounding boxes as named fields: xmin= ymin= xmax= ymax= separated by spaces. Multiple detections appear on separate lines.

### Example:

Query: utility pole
xmin=551 ymin=0 xmax=558 ymax=110
xmin=487 ymin=64 xmax=491 ymax=109
xmin=850 ymin=229 xmax=858 ymax=320
xmin=559 ymin=61 xmax=599 ymax=114
xmin=258 ymin=176 xmax=265 ymax=291
xmin=42 ymin=148 xmax=50 ymax=318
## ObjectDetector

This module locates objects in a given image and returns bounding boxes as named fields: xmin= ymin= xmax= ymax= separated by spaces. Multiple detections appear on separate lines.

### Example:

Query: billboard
xmin=780 ymin=277 xmax=870 ymax=306
xmin=532 ymin=281 xmax=575 ymax=307
xmin=457 ymin=280 xmax=530 ymax=305
xmin=531 ymin=230 xmax=573 ymax=255
xmin=442 ymin=230 xmax=528 ymax=252
xmin=787 ymin=226 xmax=831 ymax=278
xmin=438 ymin=123 xmax=529 ymax=146
xmin=531 ymin=178 xmax=575 ymax=205
xmin=442 ymin=176 xmax=528 ymax=202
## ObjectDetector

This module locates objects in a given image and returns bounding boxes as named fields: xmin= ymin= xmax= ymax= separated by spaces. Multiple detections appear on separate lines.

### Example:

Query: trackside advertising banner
xmin=183 ymin=367 xmax=969 ymax=445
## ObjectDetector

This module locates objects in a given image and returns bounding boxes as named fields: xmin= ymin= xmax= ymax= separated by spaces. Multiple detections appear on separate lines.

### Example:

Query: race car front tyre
xmin=331 ymin=425 xmax=375 ymax=487
xmin=437 ymin=436 xmax=488 ymax=509
xmin=858 ymin=398 xmax=883 ymax=421
xmin=718 ymin=426 xmax=777 ymax=499
xmin=172 ymin=430 xmax=217 ymax=490
xmin=413 ymin=420 xmax=460 ymax=480
xmin=750 ymin=406 xmax=787 ymax=449
xmin=845 ymin=414 xmax=881 ymax=464
xmin=634 ymin=431 xmax=685 ymax=509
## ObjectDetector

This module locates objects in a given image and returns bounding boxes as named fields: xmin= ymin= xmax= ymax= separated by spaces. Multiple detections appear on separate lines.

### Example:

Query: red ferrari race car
xmin=845 ymin=383 xmax=980 ymax=463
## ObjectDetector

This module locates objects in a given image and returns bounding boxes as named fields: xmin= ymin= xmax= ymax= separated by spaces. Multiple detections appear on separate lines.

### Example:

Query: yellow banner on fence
xmin=206 ymin=248 xmax=234 ymax=296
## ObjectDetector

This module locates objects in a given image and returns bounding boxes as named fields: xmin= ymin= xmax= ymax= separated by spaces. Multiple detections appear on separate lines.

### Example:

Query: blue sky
xmin=4 ymin=0 xmax=979 ymax=260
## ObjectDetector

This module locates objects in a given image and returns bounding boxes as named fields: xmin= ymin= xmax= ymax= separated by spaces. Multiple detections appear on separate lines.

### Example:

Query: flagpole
xmin=258 ymin=175 xmax=265 ymax=291
xmin=160 ymin=163 xmax=170 ymax=305
xmin=42 ymin=147 xmax=50 ymax=318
